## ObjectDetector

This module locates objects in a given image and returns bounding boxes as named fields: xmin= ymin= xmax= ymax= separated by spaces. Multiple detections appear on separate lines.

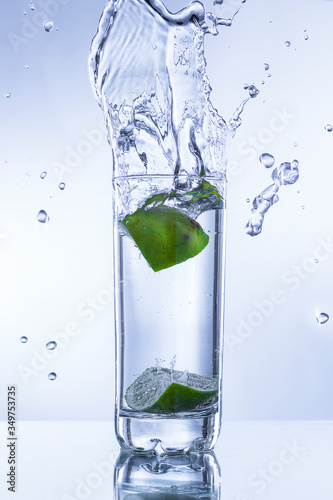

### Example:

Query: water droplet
xmin=284 ymin=40 xmax=291 ymax=47
xmin=301 ymin=205 xmax=305 ymax=210
xmin=316 ymin=312 xmax=329 ymax=325
xmin=246 ymin=198 xmax=250 ymax=203
xmin=4 ymin=93 xmax=11 ymax=99
xmin=58 ymin=182 xmax=66 ymax=190
xmin=25 ymin=65 xmax=30 ymax=69
xmin=325 ymin=124 xmax=333 ymax=132
xmin=267 ymin=73 xmax=272 ymax=78
xmin=23 ymin=9 xmax=27 ymax=15
xmin=40 ymin=171 xmax=47 ymax=179
xmin=264 ymin=63 xmax=270 ymax=71
xmin=46 ymin=341 xmax=57 ymax=350
xmin=20 ymin=336 xmax=28 ymax=343
xmin=314 ymin=259 xmax=319 ymax=264
xmin=259 ymin=153 xmax=275 ymax=168
xmin=37 ymin=210 xmax=49 ymax=223
xmin=244 ymin=84 xmax=259 ymax=98
xmin=44 ymin=21 xmax=54 ymax=32
xmin=293 ymin=141 xmax=298 ymax=147
xmin=304 ymin=34 xmax=309 ymax=40
xmin=29 ymin=1 xmax=36 ymax=10
xmin=48 ymin=372 xmax=57 ymax=381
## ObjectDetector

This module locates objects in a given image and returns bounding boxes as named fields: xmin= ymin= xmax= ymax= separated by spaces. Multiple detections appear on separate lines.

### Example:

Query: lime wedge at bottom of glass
xmin=122 ymin=205 xmax=209 ymax=272
xmin=125 ymin=367 xmax=218 ymax=414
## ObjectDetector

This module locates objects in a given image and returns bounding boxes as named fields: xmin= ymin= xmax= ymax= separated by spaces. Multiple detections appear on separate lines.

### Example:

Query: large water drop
xmin=48 ymin=372 xmax=57 ymax=381
xmin=20 ymin=336 xmax=28 ymax=343
xmin=259 ymin=153 xmax=275 ymax=168
xmin=44 ymin=21 xmax=54 ymax=32
xmin=316 ymin=312 xmax=329 ymax=325
xmin=46 ymin=341 xmax=57 ymax=350
xmin=37 ymin=210 xmax=49 ymax=223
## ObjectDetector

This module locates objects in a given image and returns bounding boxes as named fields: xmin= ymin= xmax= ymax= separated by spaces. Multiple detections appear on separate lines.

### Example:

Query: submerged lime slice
xmin=122 ymin=205 xmax=209 ymax=272
xmin=125 ymin=367 xmax=218 ymax=414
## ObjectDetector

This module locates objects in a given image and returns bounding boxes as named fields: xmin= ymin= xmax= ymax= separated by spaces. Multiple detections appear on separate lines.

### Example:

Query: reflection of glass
xmin=114 ymin=450 xmax=221 ymax=499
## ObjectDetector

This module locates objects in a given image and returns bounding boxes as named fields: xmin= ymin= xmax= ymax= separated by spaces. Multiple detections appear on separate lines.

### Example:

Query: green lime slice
xmin=122 ymin=205 xmax=209 ymax=272
xmin=125 ymin=367 xmax=218 ymax=414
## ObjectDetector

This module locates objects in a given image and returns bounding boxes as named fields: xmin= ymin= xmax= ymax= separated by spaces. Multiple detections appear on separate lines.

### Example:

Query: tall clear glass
xmin=89 ymin=0 xmax=229 ymax=453
xmin=113 ymin=175 xmax=226 ymax=452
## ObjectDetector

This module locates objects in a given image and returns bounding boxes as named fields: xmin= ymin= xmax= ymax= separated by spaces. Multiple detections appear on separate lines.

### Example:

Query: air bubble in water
xmin=40 ymin=171 xmax=47 ymax=179
xmin=37 ymin=210 xmax=49 ymax=223
xmin=284 ymin=41 xmax=291 ymax=47
xmin=20 ymin=336 xmax=28 ymax=343
xmin=48 ymin=372 xmax=57 ymax=381
xmin=316 ymin=312 xmax=329 ymax=325
xmin=44 ymin=21 xmax=54 ymax=32
xmin=325 ymin=124 xmax=333 ymax=132
xmin=259 ymin=153 xmax=275 ymax=168
xmin=58 ymin=182 xmax=66 ymax=190
xmin=264 ymin=63 xmax=270 ymax=71
xmin=46 ymin=341 xmax=57 ymax=350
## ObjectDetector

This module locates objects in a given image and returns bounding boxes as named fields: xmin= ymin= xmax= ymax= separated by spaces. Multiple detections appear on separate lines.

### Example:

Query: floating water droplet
xmin=20 ymin=336 xmax=28 ymax=343
xmin=316 ymin=312 xmax=329 ymax=325
xmin=4 ymin=93 xmax=11 ymax=99
xmin=37 ymin=210 xmax=49 ymax=223
xmin=58 ymin=182 xmax=66 ymax=190
xmin=48 ymin=372 xmax=57 ymax=381
xmin=40 ymin=171 xmax=47 ymax=179
xmin=259 ymin=153 xmax=275 ymax=168
xmin=244 ymin=84 xmax=259 ymax=98
xmin=46 ymin=341 xmax=57 ymax=350
xmin=264 ymin=63 xmax=270 ymax=71
xmin=325 ymin=124 xmax=333 ymax=132
xmin=284 ymin=40 xmax=291 ymax=47
xmin=44 ymin=21 xmax=54 ymax=32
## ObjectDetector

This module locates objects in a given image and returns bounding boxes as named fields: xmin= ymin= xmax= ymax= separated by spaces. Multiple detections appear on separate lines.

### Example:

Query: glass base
xmin=115 ymin=410 xmax=220 ymax=453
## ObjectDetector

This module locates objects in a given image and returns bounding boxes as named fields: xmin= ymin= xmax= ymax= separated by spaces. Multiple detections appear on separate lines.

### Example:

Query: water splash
xmin=246 ymin=159 xmax=299 ymax=236
xmin=89 ymin=0 xmax=234 ymax=180
xmin=316 ymin=311 xmax=329 ymax=324
xmin=37 ymin=210 xmax=49 ymax=223
xmin=20 ymin=336 xmax=28 ymax=343
xmin=46 ymin=341 xmax=57 ymax=350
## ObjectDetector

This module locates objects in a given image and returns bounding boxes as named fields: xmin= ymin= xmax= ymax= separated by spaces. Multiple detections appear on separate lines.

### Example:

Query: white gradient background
xmin=0 ymin=0 xmax=333 ymax=422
